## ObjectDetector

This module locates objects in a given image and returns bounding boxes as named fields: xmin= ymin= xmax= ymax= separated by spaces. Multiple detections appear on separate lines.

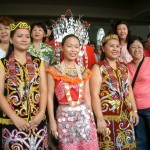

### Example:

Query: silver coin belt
xmin=57 ymin=104 xmax=94 ymax=144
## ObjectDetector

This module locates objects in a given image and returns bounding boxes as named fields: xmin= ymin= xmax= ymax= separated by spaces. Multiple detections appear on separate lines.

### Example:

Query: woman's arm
xmin=84 ymin=79 xmax=92 ymax=110
xmin=39 ymin=62 xmax=48 ymax=113
xmin=129 ymin=83 xmax=139 ymax=126
xmin=0 ymin=64 xmax=15 ymax=118
xmin=127 ymin=71 xmax=139 ymax=126
xmin=47 ymin=73 xmax=58 ymax=139
xmin=47 ymin=73 xmax=55 ymax=123
xmin=90 ymin=64 xmax=107 ymax=134
xmin=0 ymin=63 xmax=30 ymax=131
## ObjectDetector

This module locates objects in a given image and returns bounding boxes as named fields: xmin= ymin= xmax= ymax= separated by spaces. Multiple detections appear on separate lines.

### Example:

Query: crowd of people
xmin=0 ymin=10 xmax=150 ymax=150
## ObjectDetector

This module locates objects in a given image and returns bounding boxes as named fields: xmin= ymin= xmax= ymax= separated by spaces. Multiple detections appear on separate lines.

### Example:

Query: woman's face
xmin=129 ymin=40 xmax=144 ymax=60
xmin=0 ymin=23 xmax=11 ymax=43
xmin=103 ymin=39 xmax=120 ymax=60
xmin=11 ymin=29 xmax=30 ymax=51
xmin=117 ymin=24 xmax=128 ymax=40
xmin=62 ymin=37 xmax=80 ymax=61
xmin=31 ymin=25 xmax=45 ymax=41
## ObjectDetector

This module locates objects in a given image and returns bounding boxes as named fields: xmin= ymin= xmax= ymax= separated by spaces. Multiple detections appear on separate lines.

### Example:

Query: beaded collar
xmin=60 ymin=61 xmax=84 ymax=107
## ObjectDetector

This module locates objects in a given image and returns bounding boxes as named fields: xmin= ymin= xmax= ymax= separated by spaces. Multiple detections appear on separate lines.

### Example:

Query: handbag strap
xmin=132 ymin=57 xmax=144 ymax=88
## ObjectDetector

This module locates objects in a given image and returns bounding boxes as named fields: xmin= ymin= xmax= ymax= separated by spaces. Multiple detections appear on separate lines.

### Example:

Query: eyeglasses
xmin=130 ymin=46 xmax=143 ymax=50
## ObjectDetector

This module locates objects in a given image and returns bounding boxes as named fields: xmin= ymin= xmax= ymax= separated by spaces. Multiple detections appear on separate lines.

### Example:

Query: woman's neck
xmin=33 ymin=41 xmax=42 ymax=50
xmin=63 ymin=60 xmax=76 ymax=68
xmin=14 ymin=50 xmax=27 ymax=65
xmin=120 ymin=39 xmax=126 ymax=46
xmin=106 ymin=58 xmax=117 ymax=70
xmin=33 ymin=39 xmax=42 ymax=44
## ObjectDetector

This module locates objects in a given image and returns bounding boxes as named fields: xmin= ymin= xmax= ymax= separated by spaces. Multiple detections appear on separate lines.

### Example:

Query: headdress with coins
xmin=101 ymin=34 xmax=119 ymax=45
xmin=10 ymin=22 xmax=30 ymax=31
xmin=52 ymin=9 xmax=91 ymax=67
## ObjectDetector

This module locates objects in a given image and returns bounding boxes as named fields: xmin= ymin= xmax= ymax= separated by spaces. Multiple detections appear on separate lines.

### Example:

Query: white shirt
xmin=0 ymin=48 xmax=6 ymax=59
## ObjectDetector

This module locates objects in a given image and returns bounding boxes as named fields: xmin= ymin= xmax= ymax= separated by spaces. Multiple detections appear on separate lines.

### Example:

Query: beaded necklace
xmin=60 ymin=61 xmax=84 ymax=107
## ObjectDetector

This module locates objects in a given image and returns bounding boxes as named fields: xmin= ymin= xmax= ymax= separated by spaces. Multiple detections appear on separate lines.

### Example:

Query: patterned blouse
xmin=27 ymin=43 xmax=57 ymax=65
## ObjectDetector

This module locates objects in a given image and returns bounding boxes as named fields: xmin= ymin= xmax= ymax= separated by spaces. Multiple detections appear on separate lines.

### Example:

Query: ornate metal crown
xmin=52 ymin=9 xmax=90 ymax=46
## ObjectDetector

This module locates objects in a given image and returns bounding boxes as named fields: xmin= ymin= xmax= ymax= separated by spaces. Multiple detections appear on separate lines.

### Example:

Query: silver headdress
xmin=52 ymin=9 xmax=91 ymax=67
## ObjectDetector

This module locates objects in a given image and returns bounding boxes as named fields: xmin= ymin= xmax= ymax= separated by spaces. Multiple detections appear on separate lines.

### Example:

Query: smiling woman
xmin=90 ymin=34 xmax=138 ymax=150
xmin=0 ymin=21 xmax=48 ymax=149
xmin=127 ymin=35 xmax=150 ymax=150
xmin=46 ymin=34 xmax=99 ymax=150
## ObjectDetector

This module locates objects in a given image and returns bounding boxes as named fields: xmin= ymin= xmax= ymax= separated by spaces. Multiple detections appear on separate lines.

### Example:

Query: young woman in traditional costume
xmin=90 ymin=34 xmax=139 ymax=150
xmin=47 ymin=34 xmax=99 ymax=150
xmin=0 ymin=22 xmax=48 ymax=149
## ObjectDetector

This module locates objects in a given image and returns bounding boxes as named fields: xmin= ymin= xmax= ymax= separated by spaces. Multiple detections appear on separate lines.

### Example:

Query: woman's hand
xmin=29 ymin=111 xmax=44 ymax=129
xmin=97 ymin=119 xmax=108 ymax=136
xmin=12 ymin=115 xmax=30 ymax=131
xmin=132 ymin=111 xmax=139 ymax=126
xmin=50 ymin=119 xmax=58 ymax=139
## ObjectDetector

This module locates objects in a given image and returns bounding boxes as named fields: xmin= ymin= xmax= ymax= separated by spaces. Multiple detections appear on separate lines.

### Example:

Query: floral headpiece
xmin=101 ymin=34 xmax=119 ymax=45
xmin=52 ymin=9 xmax=90 ymax=46
xmin=10 ymin=22 xmax=30 ymax=31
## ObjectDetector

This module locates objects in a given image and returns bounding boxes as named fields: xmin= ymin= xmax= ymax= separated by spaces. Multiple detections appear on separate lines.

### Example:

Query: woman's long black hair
xmin=44 ymin=20 xmax=54 ymax=42
xmin=5 ymin=30 xmax=16 ymax=59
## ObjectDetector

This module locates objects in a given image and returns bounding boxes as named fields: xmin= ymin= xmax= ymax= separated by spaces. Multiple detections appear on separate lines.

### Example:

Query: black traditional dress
xmin=0 ymin=54 xmax=48 ymax=150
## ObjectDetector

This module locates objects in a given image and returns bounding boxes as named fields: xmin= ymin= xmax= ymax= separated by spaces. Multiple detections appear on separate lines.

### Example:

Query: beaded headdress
xmin=101 ymin=34 xmax=119 ymax=45
xmin=52 ymin=9 xmax=90 ymax=67
xmin=10 ymin=22 xmax=30 ymax=31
